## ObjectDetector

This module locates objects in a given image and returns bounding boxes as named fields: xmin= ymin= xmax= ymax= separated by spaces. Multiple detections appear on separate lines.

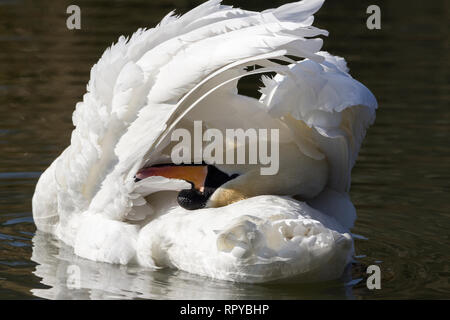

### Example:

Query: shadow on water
xmin=0 ymin=0 xmax=448 ymax=299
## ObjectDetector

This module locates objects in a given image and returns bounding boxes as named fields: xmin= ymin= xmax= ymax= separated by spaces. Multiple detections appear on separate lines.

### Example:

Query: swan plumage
xmin=32 ymin=0 xmax=377 ymax=283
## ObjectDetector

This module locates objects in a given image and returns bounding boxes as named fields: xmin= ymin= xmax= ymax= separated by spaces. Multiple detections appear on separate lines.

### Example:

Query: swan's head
xmin=134 ymin=143 xmax=328 ymax=211
xmin=135 ymin=164 xmax=239 ymax=210
xmin=32 ymin=0 xmax=377 ymax=283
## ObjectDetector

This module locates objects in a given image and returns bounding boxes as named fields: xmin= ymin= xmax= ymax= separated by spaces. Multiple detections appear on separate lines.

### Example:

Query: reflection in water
xmin=31 ymin=232 xmax=356 ymax=300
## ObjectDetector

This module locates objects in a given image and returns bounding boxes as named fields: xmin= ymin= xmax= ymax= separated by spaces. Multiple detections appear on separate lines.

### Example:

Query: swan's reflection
xmin=31 ymin=232 xmax=357 ymax=300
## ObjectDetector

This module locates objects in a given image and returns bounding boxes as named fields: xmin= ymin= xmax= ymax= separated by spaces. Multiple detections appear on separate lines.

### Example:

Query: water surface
xmin=0 ymin=0 xmax=448 ymax=299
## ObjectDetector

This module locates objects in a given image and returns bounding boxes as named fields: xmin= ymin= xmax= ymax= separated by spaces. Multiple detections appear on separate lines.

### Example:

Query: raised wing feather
xmin=260 ymin=51 xmax=378 ymax=192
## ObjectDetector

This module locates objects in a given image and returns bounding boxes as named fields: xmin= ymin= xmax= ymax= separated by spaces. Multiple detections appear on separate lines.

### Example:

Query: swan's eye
xmin=136 ymin=165 xmax=238 ymax=210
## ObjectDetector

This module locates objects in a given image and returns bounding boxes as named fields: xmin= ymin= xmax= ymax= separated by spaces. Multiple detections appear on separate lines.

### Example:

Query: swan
xmin=32 ymin=0 xmax=377 ymax=283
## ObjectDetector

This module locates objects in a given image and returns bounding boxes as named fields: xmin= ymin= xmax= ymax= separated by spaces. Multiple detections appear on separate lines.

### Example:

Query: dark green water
xmin=0 ymin=0 xmax=448 ymax=299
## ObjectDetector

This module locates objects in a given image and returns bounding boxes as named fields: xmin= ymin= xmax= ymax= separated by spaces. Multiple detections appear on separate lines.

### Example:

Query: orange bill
xmin=136 ymin=165 xmax=208 ymax=191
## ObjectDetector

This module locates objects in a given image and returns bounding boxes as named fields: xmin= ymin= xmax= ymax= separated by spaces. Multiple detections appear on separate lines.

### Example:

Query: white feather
xmin=261 ymin=51 xmax=378 ymax=191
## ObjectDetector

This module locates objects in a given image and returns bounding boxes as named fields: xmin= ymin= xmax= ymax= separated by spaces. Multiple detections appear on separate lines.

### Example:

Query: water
xmin=0 ymin=0 xmax=448 ymax=299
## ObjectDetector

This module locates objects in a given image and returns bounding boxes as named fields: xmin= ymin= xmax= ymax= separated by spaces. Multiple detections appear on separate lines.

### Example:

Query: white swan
xmin=32 ymin=0 xmax=377 ymax=283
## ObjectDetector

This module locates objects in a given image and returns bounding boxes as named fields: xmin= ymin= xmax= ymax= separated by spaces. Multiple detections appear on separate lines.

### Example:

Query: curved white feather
xmin=260 ymin=51 xmax=378 ymax=192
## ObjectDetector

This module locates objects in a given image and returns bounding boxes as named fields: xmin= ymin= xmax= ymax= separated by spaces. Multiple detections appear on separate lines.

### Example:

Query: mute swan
xmin=32 ymin=0 xmax=377 ymax=283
